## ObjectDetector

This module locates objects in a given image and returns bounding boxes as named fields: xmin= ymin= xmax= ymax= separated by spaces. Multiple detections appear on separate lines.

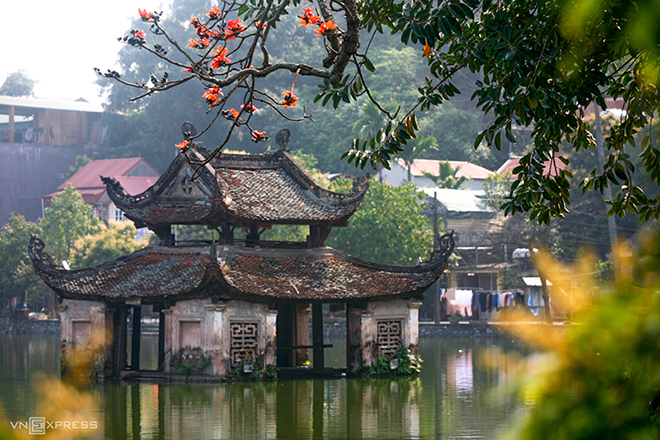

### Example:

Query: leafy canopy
xmin=98 ymin=0 xmax=660 ymax=223
xmin=326 ymin=179 xmax=435 ymax=265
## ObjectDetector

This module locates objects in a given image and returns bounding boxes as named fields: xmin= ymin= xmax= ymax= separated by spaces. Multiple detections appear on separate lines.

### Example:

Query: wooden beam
xmin=131 ymin=306 xmax=141 ymax=370
xmin=312 ymin=303 xmax=324 ymax=370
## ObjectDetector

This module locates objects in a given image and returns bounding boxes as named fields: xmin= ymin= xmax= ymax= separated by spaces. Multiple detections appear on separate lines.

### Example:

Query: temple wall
xmin=163 ymin=299 xmax=277 ymax=378
xmin=347 ymin=299 xmax=421 ymax=375
xmin=59 ymin=299 xmax=109 ymax=376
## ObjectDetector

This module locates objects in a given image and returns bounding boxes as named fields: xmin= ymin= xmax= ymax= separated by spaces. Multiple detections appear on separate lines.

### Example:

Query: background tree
xmin=422 ymin=161 xmax=468 ymax=189
xmin=326 ymin=179 xmax=435 ymax=265
xmin=70 ymin=221 xmax=148 ymax=268
xmin=96 ymin=0 xmax=660 ymax=224
xmin=398 ymin=136 xmax=438 ymax=182
xmin=39 ymin=184 xmax=100 ymax=261
xmin=0 ymin=215 xmax=42 ymax=308
xmin=0 ymin=70 xmax=35 ymax=97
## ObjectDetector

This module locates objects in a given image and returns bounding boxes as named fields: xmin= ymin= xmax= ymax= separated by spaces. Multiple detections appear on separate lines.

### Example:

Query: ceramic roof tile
xmin=105 ymin=148 xmax=368 ymax=227
xmin=29 ymin=239 xmax=450 ymax=303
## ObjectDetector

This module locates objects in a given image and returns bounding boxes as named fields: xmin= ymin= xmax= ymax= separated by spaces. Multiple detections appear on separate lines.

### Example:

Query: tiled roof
xmin=396 ymin=158 xmax=493 ymax=180
xmin=62 ymin=158 xmax=158 ymax=190
xmin=105 ymin=147 xmax=368 ymax=227
xmin=496 ymin=156 xmax=567 ymax=176
xmin=29 ymin=237 xmax=451 ymax=303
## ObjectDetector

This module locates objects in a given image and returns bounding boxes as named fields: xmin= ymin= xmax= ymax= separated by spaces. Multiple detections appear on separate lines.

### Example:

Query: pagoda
xmin=29 ymin=132 xmax=453 ymax=380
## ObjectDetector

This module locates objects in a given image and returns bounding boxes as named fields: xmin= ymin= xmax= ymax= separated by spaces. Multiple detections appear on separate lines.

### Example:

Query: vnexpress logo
xmin=10 ymin=417 xmax=98 ymax=435
xmin=29 ymin=417 xmax=46 ymax=435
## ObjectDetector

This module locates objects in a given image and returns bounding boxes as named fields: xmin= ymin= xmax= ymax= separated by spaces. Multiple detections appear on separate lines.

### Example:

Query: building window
xmin=114 ymin=208 xmax=127 ymax=222
xmin=376 ymin=320 xmax=402 ymax=359
xmin=230 ymin=321 xmax=258 ymax=366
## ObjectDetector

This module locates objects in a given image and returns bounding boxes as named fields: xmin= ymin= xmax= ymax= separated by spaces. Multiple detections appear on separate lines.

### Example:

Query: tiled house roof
xmin=29 ymin=236 xmax=453 ymax=304
xmin=103 ymin=147 xmax=368 ymax=228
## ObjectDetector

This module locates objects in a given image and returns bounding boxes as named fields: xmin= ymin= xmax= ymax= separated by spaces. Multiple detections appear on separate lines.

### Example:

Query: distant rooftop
xmin=395 ymin=158 xmax=493 ymax=180
xmin=0 ymin=95 xmax=104 ymax=115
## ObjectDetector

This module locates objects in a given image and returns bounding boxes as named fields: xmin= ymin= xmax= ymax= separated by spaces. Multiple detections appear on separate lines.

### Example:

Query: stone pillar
xmin=204 ymin=303 xmax=227 ymax=377
xmin=408 ymin=301 xmax=422 ymax=355
xmin=265 ymin=308 xmax=278 ymax=367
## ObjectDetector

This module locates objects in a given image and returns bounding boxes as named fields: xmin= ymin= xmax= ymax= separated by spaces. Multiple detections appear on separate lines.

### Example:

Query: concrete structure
xmin=0 ymin=96 xmax=104 ymax=224
xmin=30 ymin=138 xmax=453 ymax=380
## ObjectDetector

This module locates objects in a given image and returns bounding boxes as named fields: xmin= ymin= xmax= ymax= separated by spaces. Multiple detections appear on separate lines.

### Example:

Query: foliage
xmin=99 ymin=0 xmax=660 ymax=223
xmin=495 ymin=224 xmax=660 ymax=440
xmin=0 ymin=70 xmax=35 ymax=97
xmin=70 ymin=221 xmax=148 ymax=268
xmin=0 ymin=215 xmax=42 ymax=306
xmin=422 ymin=160 xmax=468 ymax=189
xmin=399 ymin=136 xmax=438 ymax=181
xmin=170 ymin=347 xmax=213 ymax=377
xmin=359 ymin=344 xmax=422 ymax=377
xmin=326 ymin=179 xmax=434 ymax=265
xmin=39 ymin=184 xmax=100 ymax=261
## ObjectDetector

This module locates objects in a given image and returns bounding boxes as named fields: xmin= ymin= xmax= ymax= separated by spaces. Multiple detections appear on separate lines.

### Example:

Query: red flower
xmin=225 ymin=18 xmax=245 ymax=40
xmin=189 ymin=37 xmax=211 ymax=48
xmin=203 ymin=85 xmax=223 ymax=106
xmin=281 ymin=90 xmax=298 ymax=108
xmin=241 ymin=103 xmax=257 ymax=113
xmin=222 ymin=108 xmax=242 ymax=120
xmin=138 ymin=9 xmax=152 ymax=21
xmin=315 ymin=20 xmax=338 ymax=36
xmin=298 ymin=8 xmax=320 ymax=27
xmin=210 ymin=47 xmax=231 ymax=69
xmin=175 ymin=140 xmax=189 ymax=150
xmin=124 ymin=29 xmax=146 ymax=46
xmin=254 ymin=21 xmax=268 ymax=29
xmin=251 ymin=130 xmax=267 ymax=142
xmin=206 ymin=7 xmax=222 ymax=20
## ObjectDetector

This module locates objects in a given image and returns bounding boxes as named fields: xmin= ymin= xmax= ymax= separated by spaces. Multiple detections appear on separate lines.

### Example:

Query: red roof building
xmin=377 ymin=158 xmax=493 ymax=191
xmin=42 ymin=157 xmax=159 ymax=221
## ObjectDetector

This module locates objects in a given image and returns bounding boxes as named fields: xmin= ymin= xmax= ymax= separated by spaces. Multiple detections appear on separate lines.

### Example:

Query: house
xmin=0 ymin=95 xmax=105 ymax=224
xmin=42 ymin=157 xmax=160 ymax=222
xmin=496 ymin=155 xmax=567 ymax=177
xmin=0 ymin=95 xmax=104 ymax=147
xmin=377 ymin=158 xmax=493 ymax=191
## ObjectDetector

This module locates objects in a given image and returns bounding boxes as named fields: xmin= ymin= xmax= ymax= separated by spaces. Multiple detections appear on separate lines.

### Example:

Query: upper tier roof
xmin=29 ymin=235 xmax=454 ymax=304
xmin=103 ymin=146 xmax=368 ymax=228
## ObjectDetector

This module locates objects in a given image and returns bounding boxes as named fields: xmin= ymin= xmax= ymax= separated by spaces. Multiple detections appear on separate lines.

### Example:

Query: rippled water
xmin=0 ymin=333 xmax=528 ymax=439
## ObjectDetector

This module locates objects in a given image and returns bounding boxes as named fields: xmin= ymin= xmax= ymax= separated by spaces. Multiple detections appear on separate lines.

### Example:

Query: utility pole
xmin=594 ymin=103 xmax=618 ymax=253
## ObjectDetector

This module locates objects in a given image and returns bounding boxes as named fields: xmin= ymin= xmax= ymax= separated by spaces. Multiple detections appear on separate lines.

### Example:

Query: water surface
xmin=0 ymin=333 xmax=527 ymax=439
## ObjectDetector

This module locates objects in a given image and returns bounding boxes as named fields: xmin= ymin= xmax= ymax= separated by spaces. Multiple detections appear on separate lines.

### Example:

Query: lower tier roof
xmin=29 ymin=236 xmax=453 ymax=304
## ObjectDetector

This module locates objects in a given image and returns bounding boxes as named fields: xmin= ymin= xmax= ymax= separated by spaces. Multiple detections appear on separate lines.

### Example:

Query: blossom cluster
xmin=297 ymin=7 xmax=338 ymax=36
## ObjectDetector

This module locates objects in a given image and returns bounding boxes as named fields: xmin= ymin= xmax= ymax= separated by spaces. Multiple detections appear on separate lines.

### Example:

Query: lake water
xmin=0 ymin=333 xmax=528 ymax=439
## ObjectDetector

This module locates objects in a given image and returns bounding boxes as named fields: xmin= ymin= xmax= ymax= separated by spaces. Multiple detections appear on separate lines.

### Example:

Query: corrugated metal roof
xmin=422 ymin=188 xmax=494 ymax=214
xmin=0 ymin=95 xmax=103 ymax=114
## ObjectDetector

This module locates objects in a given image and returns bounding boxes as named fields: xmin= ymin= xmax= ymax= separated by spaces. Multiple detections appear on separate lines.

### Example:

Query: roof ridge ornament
xmin=181 ymin=121 xmax=198 ymax=139
xmin=28 ymin=235 xmax=58 ymax=268
xmin=275 ymin=128 xmax=290 ymax=151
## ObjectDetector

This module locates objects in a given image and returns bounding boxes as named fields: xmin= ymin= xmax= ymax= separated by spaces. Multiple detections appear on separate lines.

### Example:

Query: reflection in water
xmin=0 ymin=334 xmax=528 ymax=440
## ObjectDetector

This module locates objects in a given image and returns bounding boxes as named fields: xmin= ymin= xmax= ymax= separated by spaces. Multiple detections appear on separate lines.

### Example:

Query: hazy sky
xmin=0 ymin=0 xmax=166 ymax=105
